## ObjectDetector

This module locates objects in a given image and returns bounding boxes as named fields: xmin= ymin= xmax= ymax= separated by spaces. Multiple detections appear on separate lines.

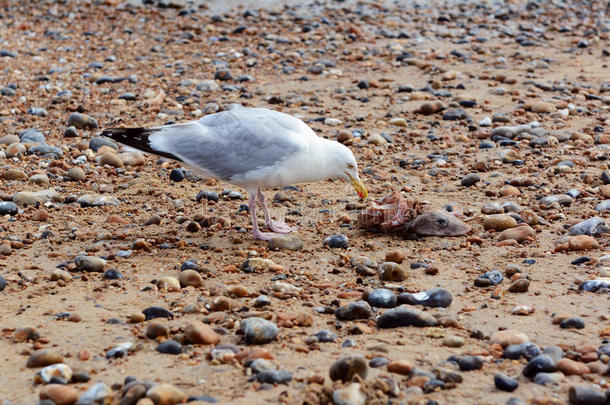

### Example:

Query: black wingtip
xmin=101 ymin=127 xmax=182 ymax=162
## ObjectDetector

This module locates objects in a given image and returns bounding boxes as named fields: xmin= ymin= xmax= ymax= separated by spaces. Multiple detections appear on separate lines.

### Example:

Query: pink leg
xmin=257 ymin=189 xmax=294 ymax=234
xmin=249 ymin=192 xmax=286 ymax=240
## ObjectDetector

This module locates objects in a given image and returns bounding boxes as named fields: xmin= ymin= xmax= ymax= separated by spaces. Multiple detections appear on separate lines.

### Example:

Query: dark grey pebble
xmin=196 ymin=190 xmax=219 ymax=202
xmin=329 ymin=355 xmax=368 ymax=382
xmin=27 ymin=107 xmax=48 ymax=117
xmin=522 ymin=354 xmax=555 ymax=378
xmin=0 ymin=201 xmax=18 ymax=216
xmin=0 ymin=50 xmax=16 ymax=57
xmin=323 ymin=234 xmax=349 ymax=248
xmin=494 ymin=373 xmax=519 ymax=392
xmin=157 ymin=340 xmax=182 ymax=355
xmin=569 ymin=385 xmax=607 ymax=405
xmin=1 ymin=86 xmax=15 ymax=96
xmin=253 ymin=295 xmax=271 ymax=308
xmin=474 ymin=270 xmax=503 ymax=287
xmin=398 ymin=288 xmax=452 ymax=308
xmin=341 ymin=339 xmax=356 ymax=348
xmin=601 ymin=170 xmax=610 ymax=185
xmin=566 ymin=189 xmax=580 ymax=199
xmin=0 ymin=275 xmax=6 ymax=291
xmin=214 ymin=69 xmax=233 ymax=81
xmin=448 ymin=355 xmax=483 ymax=371
xmin=169 ymin=168 xmax=185 ymax=182
xmin=505 ymin=398 xmax=526 ymax=405
xmin=423 ymin=379 xmax=445 ymax=393
xmin=595 ymin=200 xmax=610 ymax=212
xmin=579 ymin=279 xmax=610 ymax=292
xmin=118 ymin=92 xmax=136 ymax=100
xmin=63 ymin=126 xmax=78 ymax=138
xmin=503 ymin=342 xmax=541 ymax=361
xmin=142 ymin=306 xmax=174 ymax=320
xmin=19 ymin=129 xmax=45 ymax=143
xmin=71 ymin=371 xmax=91 ymax=383
xmin=255 ymin=370 xmax=291 ymax=384
xmin=560 ymin=317 xmax=585 ymax=329
xmin=369 ymin=357 xmax=389 ymax=368
xmin=89 ymin=136 xmax=117 ymax=152
xmin=187 ymin=396 xmax=218 ymax=403
xmin=377 ymin=305 xmax=438 ymax=328
xmin=335 ymin=301 xmax=372 ymax=321
xmin=442 ymin=108 xmax=467 ymax=120
xmin=102 ymin=269 xmax=123 ymax=280
xmin=367 ymin=288 xmax=397 ymax=308
xmin=571 ymin=256 xmax=590 ymax=265
xmin=314 ymin=329 xmax=337 ymax=342
xmin=461 ymin=173 xmax=480 ymax=187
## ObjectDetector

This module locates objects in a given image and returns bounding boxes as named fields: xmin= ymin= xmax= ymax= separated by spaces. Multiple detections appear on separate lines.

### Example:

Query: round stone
xmin=241 ymin=317 xmax=278 ymax=344
xmin=494 ymin=373 xmax=518 ymax=392
xmin=329 ymin=355 xmax=368 ymax=382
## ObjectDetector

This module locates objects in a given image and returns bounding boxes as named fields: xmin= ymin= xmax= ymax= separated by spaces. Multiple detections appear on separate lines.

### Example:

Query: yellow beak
xmin=350 ymin=175 xmax=368 ymax=200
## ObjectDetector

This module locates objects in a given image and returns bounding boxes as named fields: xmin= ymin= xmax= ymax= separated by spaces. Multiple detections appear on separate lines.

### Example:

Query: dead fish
xmin=404 ymin=210 xmax=471 ymax=237
xmin=359 ymin=192 xmax=470 ymax=237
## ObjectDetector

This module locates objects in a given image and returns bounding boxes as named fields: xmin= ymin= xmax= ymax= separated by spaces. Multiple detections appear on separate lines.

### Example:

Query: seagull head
xmin=329 ymin=142 xmax=368 ymax=200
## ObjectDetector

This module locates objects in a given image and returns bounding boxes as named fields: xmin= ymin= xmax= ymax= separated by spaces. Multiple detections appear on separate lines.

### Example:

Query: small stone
xmin=366 ymin=289 xmax=396 ymax=308
xmin=120 ymin=152 xmax=146 ymax=166
xmin=387 ymin=360 xmax=413 ymax=375
xmin=35 ymin=364 xmax=73 ymax=384
xmin=443 ymin=335 xmax=465 ymax=348
xmin=323 ymin=234 xmax=348 ymax=248
xmin=169 ymin=168 xmax=184 ymax=182
xmin=556 ymin=358 xmax=589 ymax=376
xmin=313 ymin=329 xmax=338 ymax=342
xmin=67 ymin=113 xmax=98 ymax=130
xmin=483 ymin=214 xmax=518 ymax=231
xmin=157 ymin=340 xmax=182 ymax=355
xmin=74 ymin=382 xmax=112 ymax=405
xmin=377 ymin=305 xmax=438 ymax=328
xmin=241 ymin=317 xmax=278 ymax=344
xmin=385 ymin=250 xmax=406 ymax=264
xmin=31 ymin=209 xmax=49 ymax=221
xmin=329 ymin=355 xmax=368 ymax=382
xmin=522 ymin=354 xmax=555 ymax=378
xmin=4 ymin=168 xmax=27 ymax=180
xmin=27 ymin=350 xmax=63 ymax=368
xmin=461 ymin=173 xmax=481 ymax=187
xmin=146 ymin=384 xmax=186 ymax=405
xmin=184 ymin=321 xmax=219 ymax=345
xmin=255 ymin=370 xmax=292 ymax=384
xmin=398 ymin=288 xmax=452 ymax=308
xmin=5 ymin=143 xmax=26 ymax=158
xmin=494 ymin=373 xmax=519 ymax=392
xmin=96 ymin=152 xmax=124 ymax=168
xmin=533 ymin=371 xmax=564 ymax=385
xmin=474 ymin=270 xmax=504 ymax=287
xmin=0 ymin=201 xmax=18 ymax=216
xmin=568 ymin=385 xmax=607 ymax=405
xmin=497 ymin=225 xmax=535 ymax=243
xmin=377 ymin=262 xmax=406 ymax=282
xmin=178 ymin=270 xmax=203 ymax=288
xmin=508 ymin=279 xmax=530 ymax=293
xmin=332 ymin=383 xmax=366 ymax=405
xmin=39 ymin=384 xmax=79 ymax=405
xmin=569 ymin=217 xmax=609 ymax=236
xmin=66 ymin=167 xmax=86 ymax=181
xmin=449 ymin=355 xmax=484 ymax=371
xmin=142 ymin=306 xmax=174 ymax=320
xmin=418 ymin=101 xmax=444 ymax=115
xmin=157 ymin=276 xmax=180 ymax=292
xmin=335 ymin=301 xmax=372 ymax=321
xmin=490 ymin=330 xmax=529 ymax=347
xmin=75 ymin=256 xmax=105 ymax=272
xmin=560 ymin=317 xmax=585 ymax=329
xmin=268 ymin=235 xmax=303 ymax=251
xmin=12 ymin=326 xmax=39 ymax=342
xmin=568 ymin=235 xmax=600 ymax=251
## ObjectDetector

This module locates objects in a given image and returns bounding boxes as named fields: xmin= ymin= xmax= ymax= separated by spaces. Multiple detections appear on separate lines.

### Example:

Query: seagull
xmin=101 ymin=107 xmax=367 ymax=240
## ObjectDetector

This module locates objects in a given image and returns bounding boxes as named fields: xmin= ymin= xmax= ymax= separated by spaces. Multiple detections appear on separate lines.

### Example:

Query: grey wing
xmin=148 ymin=118 xmax=305 ymax=181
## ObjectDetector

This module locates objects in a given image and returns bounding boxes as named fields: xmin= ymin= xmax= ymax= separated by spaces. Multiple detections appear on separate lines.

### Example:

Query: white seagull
xmin=102 ymin=107 xmax=367 ymax=240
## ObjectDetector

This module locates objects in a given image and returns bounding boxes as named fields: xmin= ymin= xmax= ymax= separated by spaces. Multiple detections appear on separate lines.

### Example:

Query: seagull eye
xmin=347 ymin=163 xmax=354 ymax=169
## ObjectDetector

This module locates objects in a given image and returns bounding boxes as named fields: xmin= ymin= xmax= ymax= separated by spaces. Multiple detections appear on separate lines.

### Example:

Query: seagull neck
xmin=308 ymin=138 xmax=339 ymax=181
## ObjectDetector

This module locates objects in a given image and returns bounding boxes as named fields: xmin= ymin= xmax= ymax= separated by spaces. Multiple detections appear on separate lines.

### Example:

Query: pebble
xmin=184 ymin=321 xmax=219 ymax=345
xmin=35 ymin=364 xmax=73 ymax=384
xmin=6 ymin=143 xmax=26 ymax=158
xmin=329 ymin=355 xmax=368 ymax=382
xmin=77 ymin=194 xmax=120 ymax=207
xmin=568 ymin=235 xmax=600 ymax=251
xmin=560 ymin=317 xmax=585 ymax=329
xmin=494 ymin=373 xmax=518 ymax=392
xmin=522 ymin=354 xmax=555 ymax=378
xmin=75 ymin=383 xmax=112 ymax=405
xmin=490 ymin=330 xmax=529 ymax=347
xmin=254 ymin=370 xmax=292 ymax=384
xmin=448 ymin=355 xmax=484 ymax=371
xmin=66 ymin=113 xmax=98 ymax=130
xmin=335 ymin=301 xmax=373 ymax=320
xmin=508 ymin=279 xmax=530 ymax=293
xmin=332 ymin=383 xmax=366 ymax=405
xmin=142 ymin=306 xmax=174 ymax=320
xmin=366 ymin=289 xmax=396 ymax=308
xmin=241 ymin=317 xmax=278 ymax=344
xmin=556 ymin=358 xmax=590 ymax=375
xmin=504 ymin=342 xmax=542 ymax=360
xmin=75 ymin=256 xmax=105 ymax=272
xmin=157 ymin=340 xmax=182 ymax=355
xmin=497 ymin=225 xmax=535 ymax=243
xmin=533 ymin=372 xmax=564 ymax=385
xmin=377 ymin=306 xmax=438 ymax=328
xmin=96 ymin=151 xmax=124 ymax=168
xmin=146 ymin=384 xmax=186 ymax=405
xmin=484 ymin=214 xmax=518 ymax=231
xmin=0 ymin=201 xmax=18 ymax=216
xmin=267 ymin=235 xmax=303 ymax=251
xmin=157 ymin=276 xmax=180 ymax=292
xmin=569 ymin=217 xmax=609 ymax=236
xmin=398 ymin=288 xmax=452 ymax=307
xmin=323 ymin=234 xmax=348 ymax=248
xmin=39 ymin=385 xmax=79 ymax=405
xmin=313 ymin=329 xmax=338 ymax=343
xmin=13 ymin=190 xmax=62 ymax=206
xmin=377 ymin=262 xmax=406 ymax=282
xmin=387 ymin=359 xmax=413 ymax=375
xmin=178 ymin=270 xmax=203 ymax=288
xmin=65 ymin=167 xmax=86 ymax=181
xmin=27 ymin=350 xmax=63 ymax=368
xmin=474 ymin=270 xmax=503 ymax=287
xmin=461 ymin=173 xmax=481 ymax=187
xmin=540 ymin=194 xmax=572 ymax=207
xmin=579 ymin=279 xmax=610 ymax=292
xmin=568 ymin=385 xmax=607 ymax=405
xmin=369 ymin=357 xmax=389 ymax=368
xmin=442 ymin=335 xmax=465 ymax=348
